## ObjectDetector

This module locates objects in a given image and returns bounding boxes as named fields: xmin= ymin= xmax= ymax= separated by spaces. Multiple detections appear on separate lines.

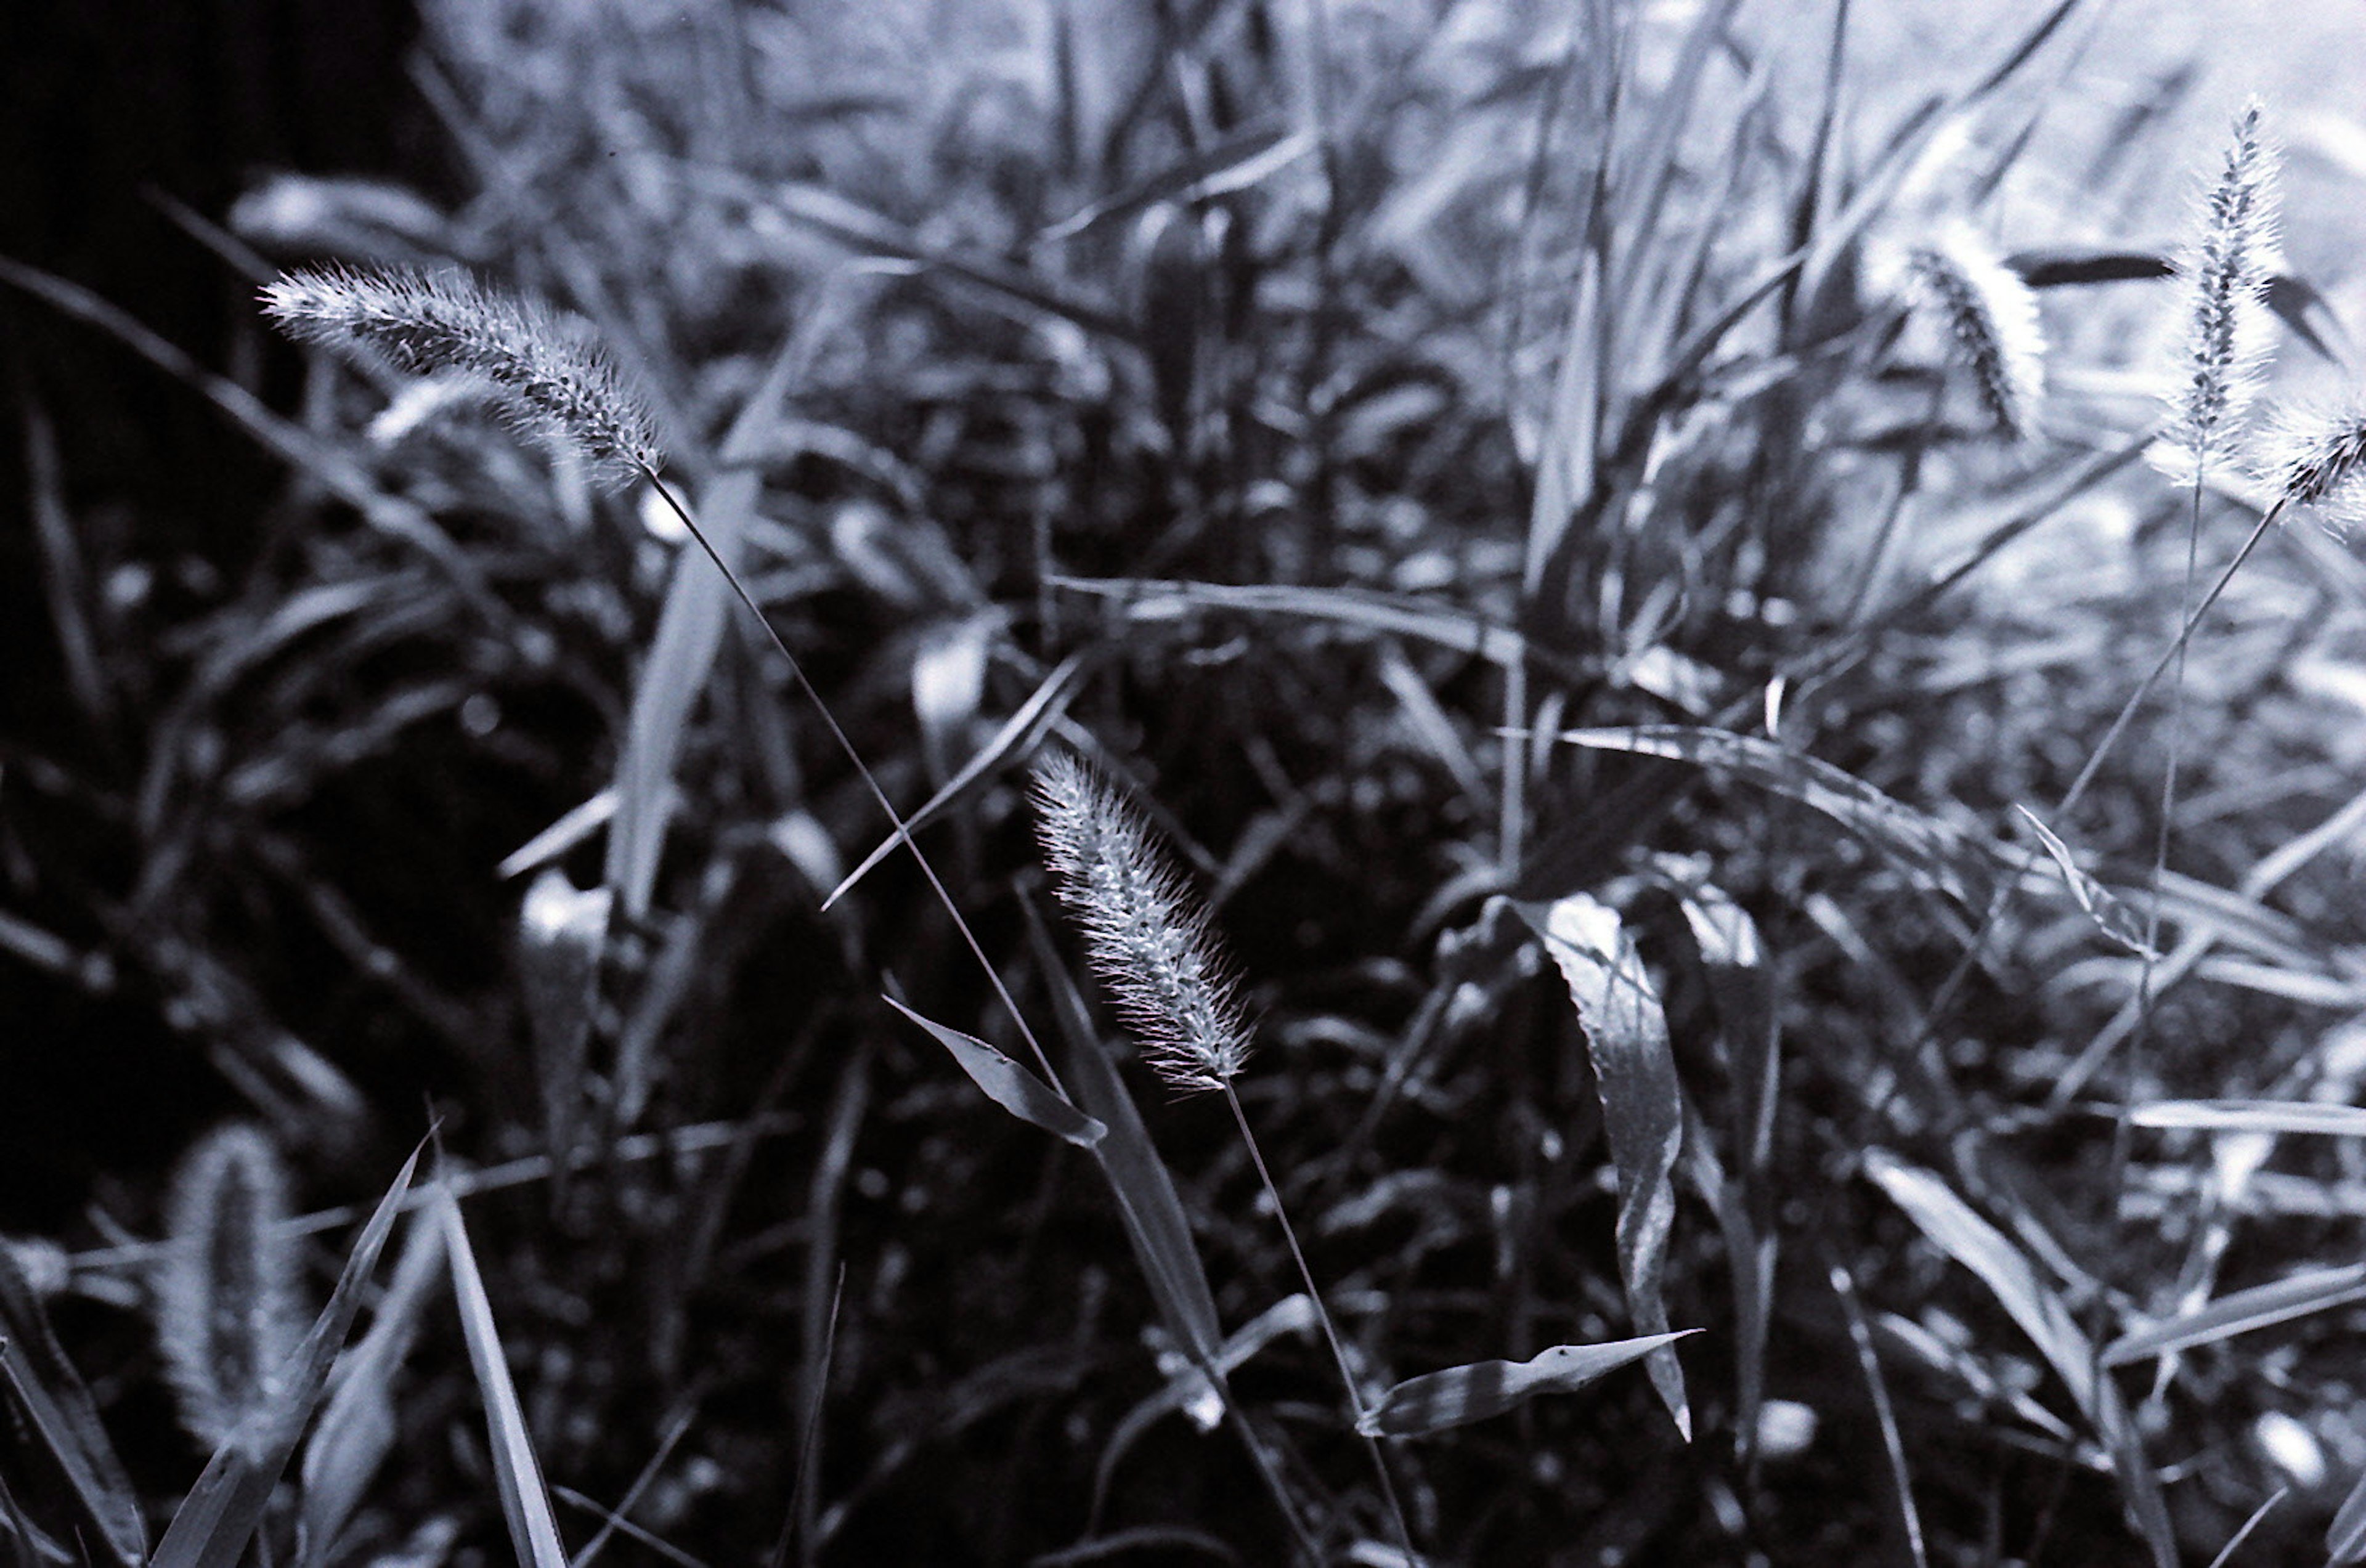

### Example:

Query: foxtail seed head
xmin=261 ymin=265 xmax=662 ymax=489
xmin=2157 ymin=100 xmax=2281 ymax=484
xmin=1033 ymin=751 xmax=1251 ymax=1094
xmin=154 ymin=1124 xmax=303 ymax=1456
xmin=1905 ymin=229 xmax=2047 ymax=443
xmin=2259 ymin=404 xmax=2366 ymax=528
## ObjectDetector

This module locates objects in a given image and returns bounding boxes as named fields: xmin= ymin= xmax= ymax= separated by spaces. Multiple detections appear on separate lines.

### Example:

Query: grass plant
xmin=15 ymin=1 xmax=2366 ymax=1562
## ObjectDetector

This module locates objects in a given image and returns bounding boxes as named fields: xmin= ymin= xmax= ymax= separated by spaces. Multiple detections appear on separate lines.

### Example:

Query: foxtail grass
xmin=1905 ymin=230 xmax=2047 ymax=443
xmin=1034 ymin=751 xmax=1417 ymax=1558
xmin=153 ymin=1124 xmax=302 ymax=1456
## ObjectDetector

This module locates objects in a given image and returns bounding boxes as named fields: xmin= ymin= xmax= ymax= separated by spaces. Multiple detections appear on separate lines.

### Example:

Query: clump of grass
xmin=1905 ymin=229 xmax=2048 ymax=442
xmin=152 ymin=1123 xmax=303 ymax=1456
xmin=1034 ymin=749 xmax=1414 ymax=1556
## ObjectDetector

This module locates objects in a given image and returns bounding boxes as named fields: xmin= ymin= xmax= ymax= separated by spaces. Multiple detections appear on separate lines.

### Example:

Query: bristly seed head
xmin=154 ymin=1123 xmax=303 ymax=1458
xmin=2259 ymin=403 xmax=2366 ymax=529
xmin=1033 ymin=750 xmax=1252 ymax=1094
xmin=2157 ymin=98 xmax=2282 ymax=485
xmin=1905 ymin=229 xmax=2047 ymax=444
xmin=261 ymin=265 xmax=663 ymax=489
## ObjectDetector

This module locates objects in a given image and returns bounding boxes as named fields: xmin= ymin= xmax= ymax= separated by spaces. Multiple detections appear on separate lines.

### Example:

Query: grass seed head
xmin=1904 ymin=229 xmax=2047 ymax=443
xmin=261 ymin=264 xmax=663 ymax=489
xmin=2157 ymin=99 xmax=2282 ymax=484
xmin=154 ymin=1123 xmax=303 ymax=1457
xmin=1033 ymin=750 xmax=1252 ymax=1095
xmin=2259 ymin=402 xmax=2366 ymax=528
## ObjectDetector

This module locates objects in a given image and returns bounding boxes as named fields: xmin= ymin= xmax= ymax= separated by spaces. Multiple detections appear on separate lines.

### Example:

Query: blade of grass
xmin=1516 ymin=893 xmax=1691 ymax=1438
xmin=2104 ymin=1264 xmax=2366 ymax=1367
xmin=0 ymin=1248 xmax=146 ymax=1568
xmin=2132 ymin=1102 xmax=2366 ymax=1136
xmin=1359 ymin=1331 xmax=1699 ymax=1439
xmin=297 ymin=1211 xmax=448 ymax=1566
xmin=435 ymin=1183 xmax=568 ymax=1568
xmin=880 ymin=994 xmax=1105 ymax=1148
xmin=1864 ymin=1149 xmax=2173 ymax=1566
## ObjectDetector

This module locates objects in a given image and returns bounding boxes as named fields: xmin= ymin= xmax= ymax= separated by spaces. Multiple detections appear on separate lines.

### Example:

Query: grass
xmin=10 ymin=0 xmax=2366 ymax=1562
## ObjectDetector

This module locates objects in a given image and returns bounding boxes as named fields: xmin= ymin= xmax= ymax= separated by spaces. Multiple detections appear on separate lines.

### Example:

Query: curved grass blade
xmin=1023 ymin=898 xmax=1222 ymax=1363
xmin=881 ymin=994 xmax=1105 ymax=1149
xmin=0 ymin=1247 xmax=146 ymax=1568
xmin=435 ymin=1185 xmax=567 ymax=1568
xmin=1865 ymin=1149 xmax=2172 ymax=1566
xmin=1357 ymin=1331 xmax=1698 ymax=1439
xmin=1516 ymin=893 xmax=1689 ymax=1439
xmin=296 ymin=1213 xmax=447 ymax=1566
xmin=1559 ymin=726 xmax=2002 ymax=906
xmin=2104 ymin=1263 xmax=2366 ymax=1367
xmin=154 ymin=1143 xmax=422 ymax=1568
xmin=2133 ymin=1100 xmax=2366 ymax=1137
xmin=605 ymin=469 xmax=753 ymax=920
xmin=824 ymin=652 xmax=1091 ymax=910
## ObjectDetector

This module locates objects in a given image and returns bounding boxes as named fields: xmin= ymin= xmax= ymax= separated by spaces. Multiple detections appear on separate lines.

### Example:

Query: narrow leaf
xmin=2105 ymin=1264 xmax=2366 ymax=1366
xmin=1358 ymin=1331 xmax=1698 ymax=1439
xmin=1516 ymin=894 xmax=1690 ymax=1438
xmin=155 ymin=1144 xmax=421 ymax=1568
xmin=0 ymin=1248 xmax=146 ymax=1567
xmin=436 ymin=1185 xmax=567 ymax=1568
xmin=2133 ymin=1100 xmax=2366 ymax=1137
xmin=883 ymin=995 xmax=1105 ymax=1148
xmin=1025 ymin=898 xmax=1222 ymax=1363
xmin=1865 ymin=1149 xmax=2173 ymax=1566
xmin=297 ymin=1213 xmax=447 ymax=1565
xmin=1561 ymin=726 xmax=2002 ymax=906
xmin=826 ymin=651 xmax=1091 ymax=909
xmin=605 ymin=470 xmax=752 ymax=919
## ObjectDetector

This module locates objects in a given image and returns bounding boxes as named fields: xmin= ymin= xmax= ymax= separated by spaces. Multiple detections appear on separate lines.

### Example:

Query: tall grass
xmin=12 ymin=0 xmax=2366 ymax=1562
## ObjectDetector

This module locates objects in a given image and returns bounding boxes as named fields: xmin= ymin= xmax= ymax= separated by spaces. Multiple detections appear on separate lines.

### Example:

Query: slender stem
xmin=1223 ymin=1085 xmax=1418 ymax=1559
xmin=638 ymin=468 xmax=1066 ymax=1090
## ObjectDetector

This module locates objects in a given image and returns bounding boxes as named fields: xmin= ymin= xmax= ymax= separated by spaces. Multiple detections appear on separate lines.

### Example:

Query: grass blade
xmin=825 ymin=651 xmax=1092 ymax=910
xmin=605 ymin=470 xmax=753 ymax=921
xmin=1560 ymin=726 xmax=2003 ymax=907
xmin=2104 ymin=1264 xmax=2366 ymax=1367
xmin=297 ymin=1213 xmax=448 ymax=1565
xmin=1024 ymin=898 xmax=1223 ymax=1363
xmin=1516 ymin=893 xmax=1691 ymax=1439
xmin=155 ymin=1144 xmax=422 ymax=1568
xmin=436 ymin=1184 xmax=569 ymax=1568
xmin=0 ymin=1248 xmax=146 ymax=1568
xmin=1357 ymin=1331 xmax=1698 ymax=1439
xmin=1864 ymin=1149 xmax=2173 ymax=1566
xmin=2132 ymin=1100 xmax=2366 ymax=1136
xmin=880 ymin=994 xmax=1106 ymax=1149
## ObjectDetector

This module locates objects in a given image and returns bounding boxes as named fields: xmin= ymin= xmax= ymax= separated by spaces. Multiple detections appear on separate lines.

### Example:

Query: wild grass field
xmin=13 ymin=0 xmax=2366 ymax=1562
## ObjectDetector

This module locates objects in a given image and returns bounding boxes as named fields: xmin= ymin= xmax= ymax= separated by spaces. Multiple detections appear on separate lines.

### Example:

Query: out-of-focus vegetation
xmin=14 ymin=1 xmax=2366 ymax=1562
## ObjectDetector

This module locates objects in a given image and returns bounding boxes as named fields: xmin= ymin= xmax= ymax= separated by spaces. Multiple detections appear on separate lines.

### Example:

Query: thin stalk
xmin=1222 ymin=1085 xmax=1417 ymax=1561
xmin=638 ymin=468 xmax=1066 ymax=1091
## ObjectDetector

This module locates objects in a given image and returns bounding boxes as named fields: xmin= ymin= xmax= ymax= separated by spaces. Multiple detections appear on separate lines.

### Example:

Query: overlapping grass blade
xmin=154 ymin=1144 xmax=421 ymax=1568
xmin=1562 ymin=726 xmax=2004 ymax=906
xmin=1024 ymin=899 xmax=1222 ymax=1363
xmin=297 ymin=1213 xmax=447 ymax=1565
xmin=0 ymin=1246 xmax=146 ymax=1568
xmin=1357 ymin=1331 xmax=1698 ymax=1439
xmin=881 ymin=994 xmax=1106 ymax=1149
xmin=1516 ymin=893 xmax=1690 ymax=1438
xmin=605 ymin=469 xmax=752 ymax=921
xmin=1864 ymin=1150 xmax=2173 ymax=1566
xmin=2104 ymin=1263 xmax=2366 ymax=1367
xmin=435 ymin=1184 xmax=568 ymax=1568
xmin=825 ymin=651 xmax=1092 ymax=910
